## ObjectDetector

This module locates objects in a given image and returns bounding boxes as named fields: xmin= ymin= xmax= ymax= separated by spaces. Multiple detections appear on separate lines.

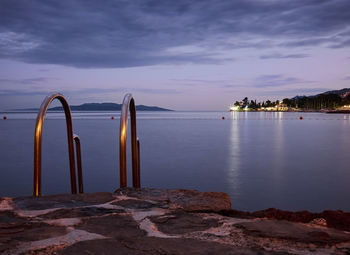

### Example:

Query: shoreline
xmin=230 ymin=109 xmax=350 ymax=114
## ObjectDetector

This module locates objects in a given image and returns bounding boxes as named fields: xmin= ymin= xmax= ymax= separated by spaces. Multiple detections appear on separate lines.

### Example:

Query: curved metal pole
xmin=74 ymin=134 xmax=84 ymax=194
xmin=34 ymin=93 xmax=77 ymax=196
xmin=119 ymin=93 xmax=141 ymax=188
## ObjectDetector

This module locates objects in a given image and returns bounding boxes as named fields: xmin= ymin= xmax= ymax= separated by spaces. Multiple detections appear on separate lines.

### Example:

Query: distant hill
xmin=22 ymin=102 xmax=172 ymax=111
xmin=293 ymin=88 xmax=350 ymax=100
xmin=321 ymin=88 xmax=350 ymax=98
xmin=287 ymin=88 xmax=350 ymax=110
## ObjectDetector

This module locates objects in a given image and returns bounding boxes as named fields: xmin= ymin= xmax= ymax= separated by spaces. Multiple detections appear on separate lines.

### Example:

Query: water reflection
xmin=271 ymin=112 xmax=285 ymax=191
xmin=227 ymin=112 xmax=241 ymax=195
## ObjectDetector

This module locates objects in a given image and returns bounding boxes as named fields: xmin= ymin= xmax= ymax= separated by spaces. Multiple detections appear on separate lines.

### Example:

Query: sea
xmin=1 ymin=111 xmax=350 ymax=212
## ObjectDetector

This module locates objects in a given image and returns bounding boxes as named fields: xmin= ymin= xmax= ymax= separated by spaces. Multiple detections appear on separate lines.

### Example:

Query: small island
xmin=230 ymin=88 xmax=350 ymax=113
xmin=23 ymin=103 xmax=172 ymax=112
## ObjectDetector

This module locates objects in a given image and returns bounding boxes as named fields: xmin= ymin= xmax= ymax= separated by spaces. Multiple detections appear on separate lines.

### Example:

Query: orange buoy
xmin=111 ymin=116 xmax=114 ymax=120
xmin=222 ymin=116 xmax=225 ymax=120
xmin=299 ymin=116 xmax=303 ymax=120
xmin=3 ymin=116 xmax=6 ymax=120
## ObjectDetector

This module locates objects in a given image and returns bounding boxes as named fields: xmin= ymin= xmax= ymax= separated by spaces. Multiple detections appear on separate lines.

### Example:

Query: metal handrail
xmin=34 ymin=93 xmax=83 ymax=196
xmin=119 ymin=93 xmax=141 ymax=188
xmin=74 ymin=134 xmax=83 ymax=193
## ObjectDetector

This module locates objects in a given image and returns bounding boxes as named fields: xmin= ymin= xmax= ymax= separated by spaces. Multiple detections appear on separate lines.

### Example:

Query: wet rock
xmin=14 ymin=192 xmax=114 ymax=210
xmin=115 ymin=188 xmax=231 ymax=211
xmin=150 ymin=211 xmax=221 ymax=235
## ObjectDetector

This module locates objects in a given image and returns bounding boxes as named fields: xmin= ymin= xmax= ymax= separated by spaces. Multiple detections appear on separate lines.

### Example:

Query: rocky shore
xmin=1 ymin=188 xmax=350 ymax=254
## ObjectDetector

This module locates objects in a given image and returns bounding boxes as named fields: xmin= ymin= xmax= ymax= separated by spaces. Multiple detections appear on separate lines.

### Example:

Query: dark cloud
xmin=343 ymin=76 xmax=350 ymax=80
xmin=254 ymin=74 xmax=314 ymax=88
xmin=260 ymin=53 xmax=309 ymax=60
xmin=0 ymin=0 xmax=350 ymax=68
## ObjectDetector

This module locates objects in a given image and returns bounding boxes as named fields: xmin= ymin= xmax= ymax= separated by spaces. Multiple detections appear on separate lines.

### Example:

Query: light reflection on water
xmin=1 ymin=111 xmax=350 ymax=212
xmin=227 ymin=112 xmax=241 ymax=200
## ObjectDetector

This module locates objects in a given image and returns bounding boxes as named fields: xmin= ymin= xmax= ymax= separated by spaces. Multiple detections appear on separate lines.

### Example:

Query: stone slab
xmin=115 ymin=188 xmax=231 ymax=211
xmin=0 ymin=189 xmax=349 ymax=254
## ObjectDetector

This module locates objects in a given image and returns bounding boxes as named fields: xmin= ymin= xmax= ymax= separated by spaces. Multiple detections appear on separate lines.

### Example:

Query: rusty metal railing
xmin=34 ymin=93 xmax=83 ymax=196
xmin=119 ymin=93 xmax=141 ymax=188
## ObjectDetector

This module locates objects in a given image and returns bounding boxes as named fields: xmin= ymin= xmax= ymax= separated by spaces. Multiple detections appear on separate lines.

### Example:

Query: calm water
xmin=1 ymin=111 xmax=350 ymax=212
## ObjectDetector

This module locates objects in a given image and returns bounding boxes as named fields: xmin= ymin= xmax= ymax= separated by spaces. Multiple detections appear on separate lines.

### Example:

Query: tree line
xmin=234 ymin=93 xmax=350 ymax=110
xmin=234 ymin=97 xmax=282 ymax=110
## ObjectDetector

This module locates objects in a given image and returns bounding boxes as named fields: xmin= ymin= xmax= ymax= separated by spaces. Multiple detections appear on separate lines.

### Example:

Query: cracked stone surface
xmin=1 ymin=188 xmax=350 ymax=254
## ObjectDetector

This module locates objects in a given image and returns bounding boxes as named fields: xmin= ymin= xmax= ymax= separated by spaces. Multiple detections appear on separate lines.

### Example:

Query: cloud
xmin=343 ymin=76 xmax=350 ymax=80
xmin=0 ymin=89 xmax=50 ymax=96
xmin=69 ymin=87 xmax=180 ymax=95
xmin=0 ymin=0 xmax=350 ymax=68
xmin=170 ymin=78 xmax=230 ymax=87
xmin=0 ymin=87 xmax=180 ymax=97
xmin=331 ymin=38 xmax=350 ymax=48
xmin=258 ymin=87 xmax=330 ymax=97
xmin=254 ymin=74 xmax=314 ymax=88
xmin=260 ymin=53 xmax=309 ymax=59
xmin=0 ymin=77 xmax=51 ymax=85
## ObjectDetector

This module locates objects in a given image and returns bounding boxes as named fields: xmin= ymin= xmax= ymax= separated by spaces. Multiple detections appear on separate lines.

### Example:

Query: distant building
xmin=229 ymin=105 xmax=240 ymax=111
xmin=277 ymin=103 xmax=288 ymax=111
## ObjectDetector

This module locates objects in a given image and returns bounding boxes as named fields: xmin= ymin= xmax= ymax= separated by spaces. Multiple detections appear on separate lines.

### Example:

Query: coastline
xmin=230 ymin=109 xmax=350 ymax=114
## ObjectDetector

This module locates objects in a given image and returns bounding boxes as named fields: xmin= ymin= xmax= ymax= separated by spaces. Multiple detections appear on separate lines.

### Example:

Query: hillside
xmin=21 ymin=102 xmax=172 ymax=111
xmin=287 ymin=88 xmax=350 ymax=110
xmin=48 ymin=103 xmax=172 ymax=111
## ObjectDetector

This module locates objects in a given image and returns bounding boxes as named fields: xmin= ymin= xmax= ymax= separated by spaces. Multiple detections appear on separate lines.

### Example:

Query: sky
xmin=0 ymin=0 xmax=350 ymax=111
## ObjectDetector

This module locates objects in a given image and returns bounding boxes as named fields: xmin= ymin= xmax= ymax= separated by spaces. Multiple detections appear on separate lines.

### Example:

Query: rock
xmin=235 ymin=219 xmax=350 ymax=244
xmin=222 ymin=208 xmax=350 ymax=232
xmin=39 ymin=207 xmax=123 ymax=219
xmin=115 ymin=188 xmax=231 ymax=211
xmin=150 ymin=211 xmax=221 ymax=235
xmin=0 ymin=198 xmax=15 ymax=211
xmin=321 ymin=210 xmax=350 ymax=231
xmin=1 ymin=189 xmax=350 ymax=254
xmin=58 ymin=237 xmax=283 ymax=255
xmin=14 ymin=192 xmax=114 ymax=210
xmin=111 ymin=199 xmax=162 ymax=209
xmin=0 ymin=221 xmax=67 ymax=253
xmin=310 ymin=218 xmax=327 ymax=227
xmin=76 ymin=214 xmax=146 ymax=239
xmin=252 ymin=208 xmax=314 ymax=223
